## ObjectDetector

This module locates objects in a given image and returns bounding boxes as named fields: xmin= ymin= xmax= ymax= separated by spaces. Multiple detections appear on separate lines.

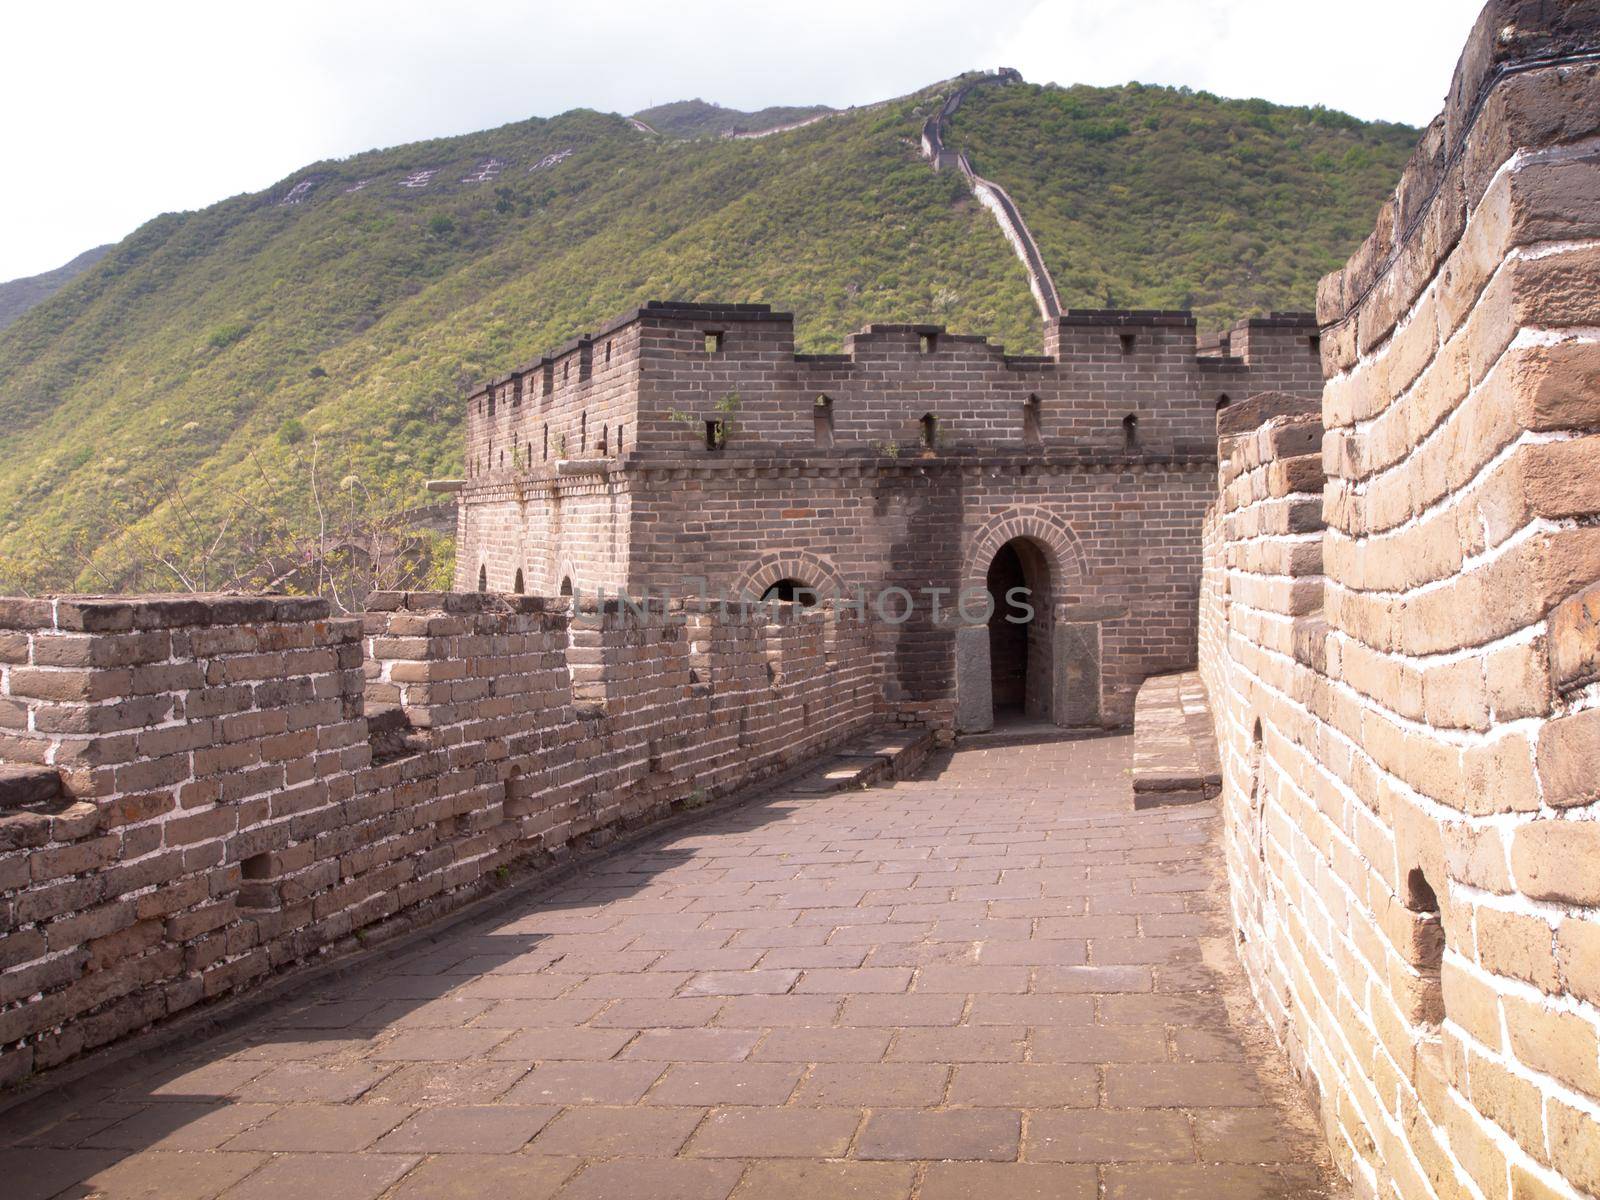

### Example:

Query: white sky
xmin=0 ymin=0 xmax=1482 ymax=282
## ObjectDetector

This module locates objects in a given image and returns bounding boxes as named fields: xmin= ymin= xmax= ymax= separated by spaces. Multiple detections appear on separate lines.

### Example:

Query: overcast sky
xmin=1 ymin=0 xmax=1482 ymax=282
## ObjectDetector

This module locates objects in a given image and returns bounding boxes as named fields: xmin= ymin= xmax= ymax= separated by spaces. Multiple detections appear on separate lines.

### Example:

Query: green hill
xmin=0 ymin=245 xmax=113 ymax=332
xmin=0 ymin=76 xmax=1416 ymax=597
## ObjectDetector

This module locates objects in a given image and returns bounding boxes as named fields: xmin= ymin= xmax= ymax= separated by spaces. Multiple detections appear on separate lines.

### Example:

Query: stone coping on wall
xmin=1129 ymin=671 xmax=1222 ymax=809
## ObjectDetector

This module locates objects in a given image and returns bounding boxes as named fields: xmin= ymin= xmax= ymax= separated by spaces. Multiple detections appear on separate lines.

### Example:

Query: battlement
xmin=462 ymin=303 xmax=1323 ymax=483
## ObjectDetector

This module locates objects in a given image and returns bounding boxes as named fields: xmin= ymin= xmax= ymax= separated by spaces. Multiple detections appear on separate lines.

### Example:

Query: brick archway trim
xmin=963 ymin=507 xmax=1088 ymax=598
xmin=733 ymin=551 xmax=848 ymax=602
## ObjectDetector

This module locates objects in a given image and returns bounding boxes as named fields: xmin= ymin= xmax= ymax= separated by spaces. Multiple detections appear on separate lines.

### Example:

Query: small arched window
xmin=1216 ymin=393 xmax=1232 ymax=412
xmin=920 ymin=413 xmax=938 ymax=449
xmin=559 ymin=576 xmax=573 ymax=597
xmin=1122 ymin=413 xmax=1139 ymax=451
xmin=513 ymin=568 xmax=525 ymax=594
xmin=477 ymin=564 xmax=488 ymax=593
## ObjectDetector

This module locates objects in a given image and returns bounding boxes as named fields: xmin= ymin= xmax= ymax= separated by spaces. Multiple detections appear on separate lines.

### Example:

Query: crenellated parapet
xmin=0 ymin=590 xmax=890 ymax=1082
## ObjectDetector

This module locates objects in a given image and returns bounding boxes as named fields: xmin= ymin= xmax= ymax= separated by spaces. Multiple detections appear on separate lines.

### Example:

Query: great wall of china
xmin=2 ymin=4 xmax=1600 ymax=1197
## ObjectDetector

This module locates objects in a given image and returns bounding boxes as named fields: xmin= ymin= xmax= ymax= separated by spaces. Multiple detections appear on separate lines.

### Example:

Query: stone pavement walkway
xmin=0 ymin=734 xmax=1342 ymax=1200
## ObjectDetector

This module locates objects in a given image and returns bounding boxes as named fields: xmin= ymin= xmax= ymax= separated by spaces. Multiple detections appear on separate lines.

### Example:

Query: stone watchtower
xmin=455 ymin=301 xmax=1322 ymax=733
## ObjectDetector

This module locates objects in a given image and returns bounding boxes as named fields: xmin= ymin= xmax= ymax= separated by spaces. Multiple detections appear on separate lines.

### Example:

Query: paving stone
xmin=1027 ymin=1109 xmax=1196 ymax=1162
xmin=593 ymin=997 xmax=724 ymax=1028
xmin=919 ymin=1162 xmax=1098 ymax=1200
xmin=839 ymin=994 xmax=965 ymax=1026
xmin=647 ymin=1062 xmax=805 ymax=1105
xmin=78 ymin=1150 xmax=269 ymax=1200
xmin=370 ymin=1028 xmax=513 ymax=1061
xmin=890 ymin=1026 xmax=1027 ymax=1062
xmin=0 ymin=1147 xmax=125 ymax=1200
xmin=81 ymin=1102 xmax=279 ymax=1151
xmin=794 ymin=967 xmax=912 ymax=994
xmin=217 ymin=1151 xmax=417 ymax=1200
xmin=558 ymin=1158 xmax=745 ymax=1200
xmin=731 ymin=1160 xmax=915 ymax=1199
xmin=489 ymin=1026 xmax=637 ymax=1060
xmin=387 ymin=1153 xmax=577 ymax=1199
xmin=623 ymin=1027 xmax=762 ymax=1061
xmin=372 ymin=1104 xmax=558 ymax=1153
xmin=1103 ymin=1163 xmax=1311 ymax=1198
xmin=362 ymin=1061 xmax=530 ymax=1104
xmin=1031 ymin=1024 xmax=1170 ymax=1063
xmin=234 ymin=1062 xmax=393 ymax=1103
xmin=505 ymin=1061 xmax=666 ymax=1105
xmin=1105 ymin=1063 xmax=1266 ymax=1108
xmin=855 ymin=1107 xmax=1021 ymax=1161
xmin=948 ymin=1063 xmax=1098 ymax=1107
xmin=223 ymin=1103 xmax=410 ymax=1151
xmin=793 ymin=1063 xmax=950 ymax=1107
xmin=686 ymin=1106 xmax=861 ymax=1157
xmin=530 ymin=1105 xmax=707 ymax=1157
xmin=750 ymin=1026 xmax=893 ymax=1062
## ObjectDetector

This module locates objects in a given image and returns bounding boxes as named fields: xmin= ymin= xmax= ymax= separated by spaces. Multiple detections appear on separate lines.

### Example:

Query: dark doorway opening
xmin=760 ymin=578 xmax=818 ymax=606
xmin=985 ymin=537 xmax=1053 ymax=722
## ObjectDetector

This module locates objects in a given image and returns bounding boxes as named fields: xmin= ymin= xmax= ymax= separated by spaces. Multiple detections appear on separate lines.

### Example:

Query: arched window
xmin=513 ymin=568 xmax=525 ymax=594
xmin=477 ymin=564 xmax=488 ymax=592
xmin=1216 ymin=393 xmax=1232 ymax=412
xmin=559 ymin=576 xmax=573 ymax=597
xmin=1122 ymin=413 xmax=1139 ymax=451
xmin=920 ymin=413 xmax=938 ymax=449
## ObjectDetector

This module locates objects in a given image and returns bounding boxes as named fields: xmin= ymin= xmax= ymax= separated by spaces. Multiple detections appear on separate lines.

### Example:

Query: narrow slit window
xmin=920 ymin=413 xmax=938 ymax=449
xmin=477 ymin=564 xmax=488 ymax=592
xmin=580 ymin=411 xmax=587 ymax=452
xmin=616 ymin=424 xmax=624 ymax=456
xmin=1308 ymin=334 xmax=1322 ymax=357
xmin=814 ymin=395 xmax=834 ymax=448
xmin=605 ymin=340 xmax=613 ymax=363
xmin=512 ymin=375 xmax=523 ymax=407
xmin=1122 ymin=413 xmax=1139 ymax=451
xmin=1404 ymin=867 xmax=1446 ymax=1028
xmin=705 ymin=419 xmax=724 ymax=450
xmin=513 ymin=568 xmax=525 ymax=594
xmin=487 ymin=388 xmax=496 ymax=418
xmin=542 ymin=425 xmax=548 ymax=460
xmin=1023 ymin=395 xmax=1042 ymax=446
xmin=1119 ymin=333 xmax=1136 ymax=355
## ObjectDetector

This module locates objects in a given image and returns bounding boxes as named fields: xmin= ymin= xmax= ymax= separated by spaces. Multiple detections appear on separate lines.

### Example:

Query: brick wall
xmin=1200 ymin=4 xmax=1600 ymax=1197
xmin=0 ymin=590 xmax=888 ymax=1082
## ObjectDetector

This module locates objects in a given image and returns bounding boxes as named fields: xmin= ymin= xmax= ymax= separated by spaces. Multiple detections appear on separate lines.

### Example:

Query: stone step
xmin=789 ymin=727 xmax=936 ymax=793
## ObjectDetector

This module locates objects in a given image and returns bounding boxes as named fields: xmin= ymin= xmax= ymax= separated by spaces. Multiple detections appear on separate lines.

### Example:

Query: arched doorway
xmin=985 ymin=537 xmax=1053 ymax=722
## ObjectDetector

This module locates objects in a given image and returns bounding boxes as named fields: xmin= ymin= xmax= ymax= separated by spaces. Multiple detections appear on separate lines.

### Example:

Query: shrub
xmin=206 ymin=322 xmax=250 ymax=350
